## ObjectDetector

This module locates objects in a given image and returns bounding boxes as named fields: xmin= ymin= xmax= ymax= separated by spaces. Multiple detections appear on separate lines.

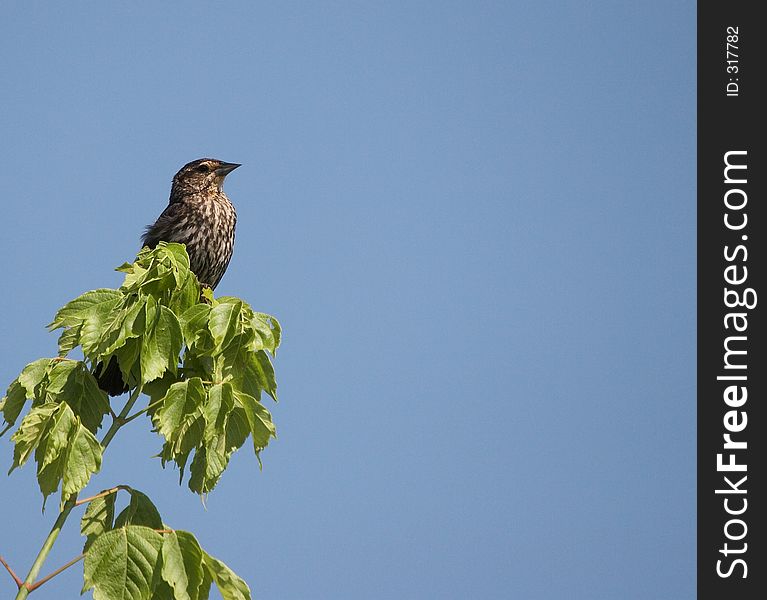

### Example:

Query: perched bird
xmin=97 ymin=158 xmax=241 ymax=395
xmin=142 ymin=158 xmax=240 ymax=289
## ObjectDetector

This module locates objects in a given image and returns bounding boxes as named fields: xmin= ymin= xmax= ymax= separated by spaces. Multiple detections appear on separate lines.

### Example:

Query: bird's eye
xmin=196 ymin=163 xmax=211 ymax=173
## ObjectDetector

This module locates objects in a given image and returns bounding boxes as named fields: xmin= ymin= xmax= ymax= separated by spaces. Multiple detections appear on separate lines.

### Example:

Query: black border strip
xmin=698 ymin=3 xmax=764 ymax=598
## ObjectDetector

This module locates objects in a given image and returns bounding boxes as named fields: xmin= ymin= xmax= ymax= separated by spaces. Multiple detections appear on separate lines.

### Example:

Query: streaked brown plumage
xmin=142 ymin=158 xmax=240 ymax=289
xmin=97 ymin=158 xmax=241 ymax=395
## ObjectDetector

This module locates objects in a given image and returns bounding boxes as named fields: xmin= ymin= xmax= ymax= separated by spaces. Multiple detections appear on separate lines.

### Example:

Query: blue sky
xmin=0 ymin=2 xmax=695 ymax=599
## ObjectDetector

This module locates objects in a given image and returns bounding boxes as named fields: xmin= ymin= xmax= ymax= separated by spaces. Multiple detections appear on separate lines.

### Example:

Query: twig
xmin=12 ymin=497 xmax=76 ymax=599
xmin=0 ymin=555 xmax=23 ymax=588
xmin=123 ymin=396 xmax=166 ymax=424
xmin=74 ymin=485 xmax=129 ymax=507
xmin=27 ymin=554 xmax=84 ymax=592
xmin=13 ymin=386 xmax=145 ymax=600
xmin=100 ymin=385 xmax=144 ymax=448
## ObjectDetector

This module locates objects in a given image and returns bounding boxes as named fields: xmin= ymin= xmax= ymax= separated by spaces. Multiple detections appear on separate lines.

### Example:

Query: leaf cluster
xmin=1 ymin=358 xmax=109 ymax=507
xmin=0 ymin=243 xmax=280 ymax=598
xmin=1 ymin=243 xmax=281 ymax=500
xmin=81 ymin=487 xmax=250 ymax=600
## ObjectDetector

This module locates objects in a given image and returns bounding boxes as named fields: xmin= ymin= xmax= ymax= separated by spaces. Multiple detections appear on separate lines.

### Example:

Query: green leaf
xmin=3 ymin=359 xmax=109 ymax=432
xmin=154 ymin=380 xmax=273 ymax=493
xmin=114 ymin=338 xmax=142 ymax=386
xmin=36 ymin=403 xmax=75 ymax=471
xmin=140 ymin=303 xmax=183 ymax=384
xmin=234 ymin=390 xmax=276 ymax=453
xmin=100 ymin=297 xmax=148 ymax=358
xmin=252 ymin=312 xmax=282 ymax=355
xmin=150 ymin=575 xmax=176 ymax=600
xmin=72 ymin=368 xmax=111 ymax=432
xmin=121 ymin=253 xmax=174 ymax=297
xmin=57 ymin=322 xmax=82 ymax=357
xmin=204 ymin=384 xmax=234 ymax=443
xmin=208 ymin=301 xmax=242 ymax=352
xmin=163 ymin=242 xmax=192 ymax=280
xmin=214 ymin=332 xmax=278 ymax=401
xmin=82 ymin=525 xmax=164 ymax=600
xmin=48 ymin=290 xmax=124 ymax=360
xmin=48 ymin=289 xmax=123 ymax=330
xmin=118 ymin=243 xmax=198 ymax=309
xmin=45 ymin=360 xmax=110 ymax=433
xmin=180 ymin=304 xmax=212 ymax=347
xmin=203 ymin=552 xmax=251 ymax=600
xmin=81 ymin=306 xmax=126 ymax=359
xmin=224 ymin=408 xmax=251 ymax=455
xmin=188 ymin=443 xmax=227 ymax=494
xmin=114 ymin=489 xmax=164 ymax=530
xmin=1 ymin=379 xmax=27 ymax=427
xmin=168 ymin=262 xmax=201 ymax=316
xmin=187 ymin=382 xmax=268 ymax=494
xmin=161 ymin=531 xmax=205 ymax=600
xmin=61 ymin=424 xmax=102 ymax=497
xmin=219 ymin=337 xmax=262 ymax=399
xmin=198 ymin=568 xmax=213 ymax=600
xmin=10 ymin=403 xmax=102 ymax=501
xmin=18 ymin=358 xmax=54 ymax=397
xmin=44 ymin=360 xmax=79 ymax=394
xmin=213 ymin=299 xmax=280 ymax=356
xmin=82 ymin=492 xmax=117 ymax=551
xmin=37 ymin=408 xmax=102 ymax=502
xmin=252 ymin=351 xmax=278 ymax=400
xmin=164 ymin=416 xmax=206 ymax=481
xmin=153 ymin=379 xmax=206 ymax=443
xmin=82 ymin=488 xmax=166 ymax=552
xmin=9 ymin=404 xmax=59 ymax=472
xmin=152 ymin=379 xmax=210 ymax=483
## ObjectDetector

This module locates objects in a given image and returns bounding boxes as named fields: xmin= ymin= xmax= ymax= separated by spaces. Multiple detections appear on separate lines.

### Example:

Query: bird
xmin=96 ymin=158 xmax=241 ymax=395
xmin=142 ymin=158 xmax=240 ymax=289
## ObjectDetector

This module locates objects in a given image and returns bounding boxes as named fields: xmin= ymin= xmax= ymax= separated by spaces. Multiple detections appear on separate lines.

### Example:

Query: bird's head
xmin=170 ymin=158 xmax=241 ymax=199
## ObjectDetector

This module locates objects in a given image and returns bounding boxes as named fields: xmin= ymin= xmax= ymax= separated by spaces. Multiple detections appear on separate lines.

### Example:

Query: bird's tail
xmin=95 ymin=356 xmax=129 ymax=397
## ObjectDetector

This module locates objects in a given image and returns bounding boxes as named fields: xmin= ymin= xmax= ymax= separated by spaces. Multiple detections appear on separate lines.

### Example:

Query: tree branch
xmin=123 ymin=395 xmax=166 ymax=424
xmin=0 ymin=555 xmax=22 ymax=588
xmin=13 ymin=386 xmax=144 ymax=600
xmin=100 ymin=385 xmax=144 ymax=448
xmin=13 ymin=497 xmax=76 ymax=599
xmin=74 ymin=485 xmax=130 ymax=507
xmin=27 ymin=554 xmax=84 ymax=592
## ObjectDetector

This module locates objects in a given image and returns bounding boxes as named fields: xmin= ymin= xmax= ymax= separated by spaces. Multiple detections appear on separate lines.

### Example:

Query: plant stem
xmin=27 ymin=553 xmax=84 ymax=592
xmin=13 ymin=499 xmax=75 ymax=599
xmin=0 ymin=555 xmax=23 ymax=587
xmin=123 ymin=395 xmax=166 ymax=424
xmin=74 ymin=485 xmax=127 ymax=507
xmin=12 ymin=386 xmax=143 ymax=599
xmin=100 ymin=385 xmax=144 ymax=448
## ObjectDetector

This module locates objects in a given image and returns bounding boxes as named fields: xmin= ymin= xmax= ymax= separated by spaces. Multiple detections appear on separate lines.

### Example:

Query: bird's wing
xmin=141 ymin=202 xmax=191 ymax=248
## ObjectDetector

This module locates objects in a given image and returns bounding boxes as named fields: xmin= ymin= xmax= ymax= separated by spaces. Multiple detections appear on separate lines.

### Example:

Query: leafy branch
xmin=0 ymin=243 xmax=281 ymax=599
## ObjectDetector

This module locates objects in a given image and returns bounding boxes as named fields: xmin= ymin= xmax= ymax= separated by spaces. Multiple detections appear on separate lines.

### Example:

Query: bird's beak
xmin=215 ymin=162 xmax=241 ymax=176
